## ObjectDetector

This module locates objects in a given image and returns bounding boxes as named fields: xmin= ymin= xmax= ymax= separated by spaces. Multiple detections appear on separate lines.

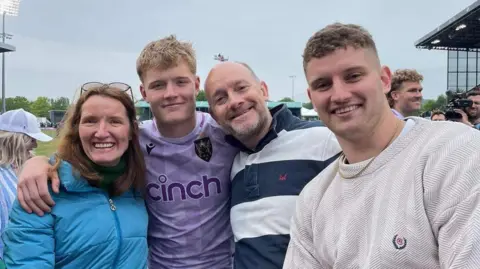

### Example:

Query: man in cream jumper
xmin=283 ymin=23 xmax=480 ymax=269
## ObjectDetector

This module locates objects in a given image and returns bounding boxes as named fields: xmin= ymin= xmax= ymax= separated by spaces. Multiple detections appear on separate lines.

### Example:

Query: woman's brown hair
xmin=53 ymin=86 xmax=146 ymax=197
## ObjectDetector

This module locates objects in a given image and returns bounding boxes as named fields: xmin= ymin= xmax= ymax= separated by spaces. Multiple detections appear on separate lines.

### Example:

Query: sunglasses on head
xmin=80 ymin=82 xmax=134 ymax=99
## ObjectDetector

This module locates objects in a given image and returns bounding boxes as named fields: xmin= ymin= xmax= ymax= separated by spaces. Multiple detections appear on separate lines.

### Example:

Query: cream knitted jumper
xmin=283 ymin=117 xmax=480 ymax=269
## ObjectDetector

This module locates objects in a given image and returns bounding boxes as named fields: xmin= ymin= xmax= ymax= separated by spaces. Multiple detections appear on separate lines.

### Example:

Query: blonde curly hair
xmin=387 ymin=69 xmax=423 ymax=107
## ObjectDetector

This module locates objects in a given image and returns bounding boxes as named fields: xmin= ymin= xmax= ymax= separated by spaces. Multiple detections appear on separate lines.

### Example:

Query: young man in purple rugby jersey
xmin=14 ymin=35 xmax=238 ymax=269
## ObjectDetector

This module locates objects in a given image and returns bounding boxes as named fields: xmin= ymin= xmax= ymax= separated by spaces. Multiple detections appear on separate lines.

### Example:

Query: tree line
xmin=1 ymin=96 xmax=70 ymax=118
xmin=272 ymin=95 xmax=448 ymax=113
xmin=3 ymin=91 xmax=446 ymax=119
xmin=300 ymin=94 xmax=448 ymax=112
xmin=195 ymin=91 xmax=299 ymax=104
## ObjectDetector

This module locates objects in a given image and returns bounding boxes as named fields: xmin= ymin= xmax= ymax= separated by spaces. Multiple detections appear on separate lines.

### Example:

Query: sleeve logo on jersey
xmin=194 ymin=137 xmax=212 ymax=162
xmin=146 ymin=143 xmax=156 ymax=155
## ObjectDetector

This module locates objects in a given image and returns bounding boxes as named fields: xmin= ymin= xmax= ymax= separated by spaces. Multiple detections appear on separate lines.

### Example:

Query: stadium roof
xmin=135 ymin=100 xmax=303 ymax=109
xmin=415 ymin=0 xmax=480 ymax=50
xmin=0 ymin=42 xmax=15 ymax=53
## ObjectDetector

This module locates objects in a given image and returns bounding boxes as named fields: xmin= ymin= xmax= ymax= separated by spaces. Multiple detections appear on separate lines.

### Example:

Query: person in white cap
xmin=0 ymin=108 xmax=52 ymax=261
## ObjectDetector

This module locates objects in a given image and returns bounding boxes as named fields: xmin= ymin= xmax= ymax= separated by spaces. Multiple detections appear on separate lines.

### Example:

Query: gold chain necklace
xmin=337 ymin=120 xmax=401 ymax=179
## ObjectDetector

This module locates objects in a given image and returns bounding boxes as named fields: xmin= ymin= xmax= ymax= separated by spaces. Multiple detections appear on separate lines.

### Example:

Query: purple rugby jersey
xmin=139 ymin=111 xmax=238 ymax=269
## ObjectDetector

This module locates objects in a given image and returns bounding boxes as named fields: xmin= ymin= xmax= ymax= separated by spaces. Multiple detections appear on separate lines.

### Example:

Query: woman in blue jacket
xmin=2 ymin=82 xmax=148 ymax=269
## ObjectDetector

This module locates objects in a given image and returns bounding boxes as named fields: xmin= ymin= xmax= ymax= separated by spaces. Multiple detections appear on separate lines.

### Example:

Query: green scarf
xmin=90 ymin=156 xmax=126 ymax=192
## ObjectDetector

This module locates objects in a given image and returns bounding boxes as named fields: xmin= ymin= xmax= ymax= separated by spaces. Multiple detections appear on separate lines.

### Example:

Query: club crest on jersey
xmin=194 ymin=137 xmax=212 ymax=162
xmin=392 ymin=234 xmax=407 ymax=250
xmin=146 ymin=143 xmax=156 ymax=155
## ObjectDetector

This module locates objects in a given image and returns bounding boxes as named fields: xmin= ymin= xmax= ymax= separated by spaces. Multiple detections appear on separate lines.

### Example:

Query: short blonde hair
xmin=0 ymin=131 xmax=34 ymax=170
xmin=387 ymin=69 xmax=424 ymax=107
xmin=303 ymin=23 xmax=378 ymax=71
xmin=136 ymin=35 xmax=197 ymax=81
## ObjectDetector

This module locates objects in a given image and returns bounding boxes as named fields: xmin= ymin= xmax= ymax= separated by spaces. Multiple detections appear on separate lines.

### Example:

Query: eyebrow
xmin=233 ymin=79 xmax=249 ymax=86
xmin=309 ymin=77 xmax=325 ymax=87
xmin=147 ymin=80 xmax=164 ymax=89
xmin=212 ymin=88 xmax=228 ymax=99
xmin=344 ymin=66 xmax=365 ymax=73
xmin=309 ymin=66 xmax=366 ymax=84
xmin=147 ymin=76 xmax=190 ymax=88
xmin=212 ymin=79 xmax=250 ymax=97
xmin=81 ymin=112 xmax=125 ymax=119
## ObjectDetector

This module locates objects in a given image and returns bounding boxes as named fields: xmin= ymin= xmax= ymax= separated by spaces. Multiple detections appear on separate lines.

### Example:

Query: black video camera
xmin=445 ymin=90 xmax=473 ymax=121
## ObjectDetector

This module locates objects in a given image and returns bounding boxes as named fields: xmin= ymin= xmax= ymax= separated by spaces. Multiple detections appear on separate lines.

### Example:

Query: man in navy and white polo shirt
xmin=204 ymin=61 xmax=341 ymax=269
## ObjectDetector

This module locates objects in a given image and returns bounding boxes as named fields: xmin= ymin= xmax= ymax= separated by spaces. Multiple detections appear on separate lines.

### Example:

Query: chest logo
xmin=392 ymin=234 xmax=407 ymax=250
xmin=194 ymin=137 xmax=212 ymax=162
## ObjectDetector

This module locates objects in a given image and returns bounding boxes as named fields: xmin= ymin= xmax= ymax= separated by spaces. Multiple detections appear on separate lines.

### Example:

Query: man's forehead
xmin=469 ymin=95 xmax=480 ymax=100
xmin=205 ymin=62 xmax=254 ymax=90
xmin=306 ymin=61 xmax=371 ymax=86
xmin=207 ymin=71 xmax=249 ymax=88
xmin=145 ymin=64 xmax=193 ymax=79
xmin=307 ymin=47 xmax=375 ymax=69
xmin=208 ymin=77 xmax=248 ymax=96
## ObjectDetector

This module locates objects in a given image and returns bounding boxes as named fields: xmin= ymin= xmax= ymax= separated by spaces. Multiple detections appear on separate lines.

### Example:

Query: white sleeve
xmin=322 ymin=130 xmax=342 ymax=160
xmin=283 ymin=183 xmax=321 ymax=269
xmin=423 ymin=129 xmax=480 ymax=269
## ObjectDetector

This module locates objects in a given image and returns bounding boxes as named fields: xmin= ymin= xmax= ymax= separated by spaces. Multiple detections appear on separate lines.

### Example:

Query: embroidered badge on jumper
xmin=392 ymin=234 xmax=407 ymax=250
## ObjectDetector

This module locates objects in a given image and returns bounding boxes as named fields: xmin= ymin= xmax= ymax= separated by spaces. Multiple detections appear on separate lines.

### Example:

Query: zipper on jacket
xmin=106 ymin=196 xmax=123 ymax=269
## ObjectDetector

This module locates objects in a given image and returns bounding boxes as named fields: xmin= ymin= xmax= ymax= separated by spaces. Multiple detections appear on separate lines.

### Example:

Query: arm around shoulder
xmin=3 ymin=199 xmax=55 ymax=268
xmin=423 ymin=130 xmax=480 ymax=268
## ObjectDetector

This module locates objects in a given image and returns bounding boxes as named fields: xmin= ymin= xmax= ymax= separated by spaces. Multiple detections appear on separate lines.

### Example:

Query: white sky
xmin=4 ymin=0 xmax=476 ymax=102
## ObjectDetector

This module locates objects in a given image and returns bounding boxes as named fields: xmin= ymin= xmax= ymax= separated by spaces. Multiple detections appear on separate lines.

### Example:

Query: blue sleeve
xmin=2 ymin=199 xmax=54 ymax=268
xmin=0 ymin=189 xmax=5 ymax=259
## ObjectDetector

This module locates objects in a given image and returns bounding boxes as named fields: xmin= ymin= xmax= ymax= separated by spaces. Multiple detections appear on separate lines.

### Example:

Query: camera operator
xmin=452 ymin=108 xmax=473 ymax=127
xmin=466 ymin=90 xmax=480 ymax=129
xmin=445 ymin=89 xmax=479 ymax=128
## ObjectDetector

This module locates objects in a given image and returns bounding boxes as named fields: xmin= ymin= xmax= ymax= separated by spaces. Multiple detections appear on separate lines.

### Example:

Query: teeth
xmin=335 ymin=105 xmax=359 ymax=114
xmin=94 ymin=143 xmax=114 ymax=148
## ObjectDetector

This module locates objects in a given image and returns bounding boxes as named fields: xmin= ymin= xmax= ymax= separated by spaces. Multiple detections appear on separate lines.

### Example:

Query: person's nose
xmin=94 ymin=120 xmax=109 ymax=139
xmin=164 ymin=82 xmax=178 ymax=99
xmin=330 ymin=80 xmax=352 ymax=104
xmin=228 ymin=93 xmax=245 ymax=112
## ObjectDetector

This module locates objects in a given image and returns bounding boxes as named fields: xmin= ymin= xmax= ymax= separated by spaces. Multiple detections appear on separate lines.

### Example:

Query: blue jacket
xmin=2 ymin=161 xmax=148 ymax=269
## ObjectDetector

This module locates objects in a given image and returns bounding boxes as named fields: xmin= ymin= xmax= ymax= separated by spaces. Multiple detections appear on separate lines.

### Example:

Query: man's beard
xmin=229 ymin=111 xmax=267 ymax=141
xmin=468 ymin=111 xmax=480 ymax=124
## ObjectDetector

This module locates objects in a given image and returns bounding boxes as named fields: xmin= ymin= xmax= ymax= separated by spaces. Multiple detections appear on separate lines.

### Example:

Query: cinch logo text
xmin=147 ymin=174 xmax=221 ymax=202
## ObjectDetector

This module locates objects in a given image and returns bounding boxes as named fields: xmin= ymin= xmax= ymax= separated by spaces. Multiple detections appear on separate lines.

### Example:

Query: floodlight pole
xmin=289 ymin=75 xmax=296 ymax=99
xmin=0 ymin=0 xmax=21 ymax=114
xmin=2 ymin=11 xmax=6 ymax=113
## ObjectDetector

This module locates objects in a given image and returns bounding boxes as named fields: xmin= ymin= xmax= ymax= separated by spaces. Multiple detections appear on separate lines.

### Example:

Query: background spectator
xmin=387 ymin=69 xmax=424 ymax=119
